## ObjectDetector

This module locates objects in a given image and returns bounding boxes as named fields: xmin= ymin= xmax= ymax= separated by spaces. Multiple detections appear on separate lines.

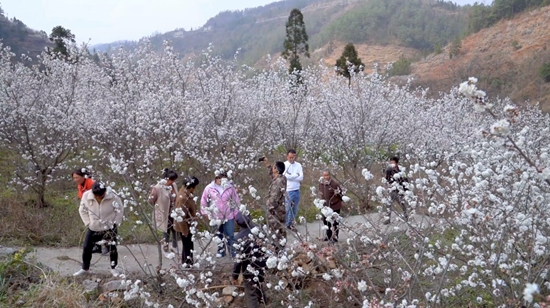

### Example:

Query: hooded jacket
xmin=79 ymin=188 xmax=124 ymax=232
xmin=200 ymin=181 xmax=240 ymax=221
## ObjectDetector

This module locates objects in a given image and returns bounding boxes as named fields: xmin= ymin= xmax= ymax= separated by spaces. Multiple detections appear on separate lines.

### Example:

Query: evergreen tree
xmin=335 ymin=43 xmax=364 ymax=86
xmin=282 ymin=9 xmax=310 ymax=74
xmin=48 ymin=26 xmax=75 ymax=57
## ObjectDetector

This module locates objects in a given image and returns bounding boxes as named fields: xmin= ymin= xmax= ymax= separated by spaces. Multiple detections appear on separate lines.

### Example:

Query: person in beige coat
xmin=149 ymin=169 xmax=179 ymax=254
xmin=74 ymin=182 xmax=124 ymax=277
xmin=173 ymin=176 xmax=200 ymax=268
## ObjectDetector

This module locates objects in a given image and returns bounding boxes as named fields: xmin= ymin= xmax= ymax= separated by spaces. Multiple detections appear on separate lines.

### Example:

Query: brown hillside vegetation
xmin=319 ymin=43 xmax=421 ymax=73
xmin=255 ymin=43 xmax=420 ymax=73
xmin=412 ymin=5 xmax=550 ymax=112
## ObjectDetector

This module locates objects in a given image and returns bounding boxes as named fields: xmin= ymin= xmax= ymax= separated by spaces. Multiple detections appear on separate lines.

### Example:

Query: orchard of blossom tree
xmin=0 ymin=41 xmax=549 ymax=307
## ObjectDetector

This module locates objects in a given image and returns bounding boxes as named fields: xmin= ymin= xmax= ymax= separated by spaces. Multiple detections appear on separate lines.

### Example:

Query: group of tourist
xmin=69 ymin=150 xmax=409 ymax=307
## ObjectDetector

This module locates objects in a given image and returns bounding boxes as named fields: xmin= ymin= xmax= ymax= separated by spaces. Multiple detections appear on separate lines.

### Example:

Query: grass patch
xmin=0 ymin=247 xmax=123 ymax=307
xmin=0 ymin=194 xmax=82 ymax=247
xmin=0 ymin=191 xmax=157 ymax=248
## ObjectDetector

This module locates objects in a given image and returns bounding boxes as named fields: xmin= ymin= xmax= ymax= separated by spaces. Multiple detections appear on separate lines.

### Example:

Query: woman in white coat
xmin=74 ymin=182 xmax=124 ymax=277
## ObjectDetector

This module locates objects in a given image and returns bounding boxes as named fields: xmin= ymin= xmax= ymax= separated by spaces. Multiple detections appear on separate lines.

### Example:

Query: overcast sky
xmin=2 ymin=0 xmax=488 ymax=44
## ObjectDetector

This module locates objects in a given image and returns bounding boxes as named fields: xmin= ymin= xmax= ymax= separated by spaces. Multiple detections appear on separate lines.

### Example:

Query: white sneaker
xmin=111 ymin=269 xmax=120 ymax=277
xmin=181 ymin=263 xmax=191 ymax=270
xmin=73 ymin=269 xmax=88 ymax=276
xmin=216 ymin=253 xmax=224 ymax=258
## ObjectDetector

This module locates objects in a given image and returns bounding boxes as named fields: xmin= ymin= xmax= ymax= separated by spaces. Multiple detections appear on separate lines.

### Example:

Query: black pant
xmin=82 ymin=225 xmax=118 ymax=270
xmin=181 ymin=232 xmax=194 ymax=265
xmin=323 ymin=209 xmax=340 ymax=241
xmin=244 ymin=278 xmax=266 ymax=308
xmin=163 ymin=216 xmax=178 ymax=248
xmin=388 ymin=191 xmax=408 ymax=221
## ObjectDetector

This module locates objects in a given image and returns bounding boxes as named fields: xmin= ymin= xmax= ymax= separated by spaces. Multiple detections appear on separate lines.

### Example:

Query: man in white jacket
xmin=74 ymin=182 xmax=124 ymax=277
xmin=284 ymin=149 xmax=304 ymax=230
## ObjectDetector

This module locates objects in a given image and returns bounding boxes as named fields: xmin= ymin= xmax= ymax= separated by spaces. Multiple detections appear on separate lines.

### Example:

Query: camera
xmin=258 ymin=156 xmax=266 ymax=162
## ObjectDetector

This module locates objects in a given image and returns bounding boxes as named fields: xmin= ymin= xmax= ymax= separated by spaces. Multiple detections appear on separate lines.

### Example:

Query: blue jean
xmin=216 ymin=219 xmax=235 ymax=257
xmin=285 ymin=190 xmax=300 ymax=227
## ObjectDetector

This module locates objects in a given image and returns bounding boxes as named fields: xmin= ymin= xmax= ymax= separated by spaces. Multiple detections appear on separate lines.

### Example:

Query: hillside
xmin=318 ymin=43 xmax=421 ymax=73
xmin=411 ymin=5 xmax=550 ymax=112
xmin=0 ymin=9 xmax=50 ymax=58
xmin=95 ymin=0 xmax=467 ymax=67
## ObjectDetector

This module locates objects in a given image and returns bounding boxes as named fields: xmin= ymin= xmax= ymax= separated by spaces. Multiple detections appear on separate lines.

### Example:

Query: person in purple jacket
xmin=200 ymin=172 xmax=240 ymax=258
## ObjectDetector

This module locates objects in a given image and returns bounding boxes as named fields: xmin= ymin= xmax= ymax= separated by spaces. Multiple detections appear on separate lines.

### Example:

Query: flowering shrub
xmin=0 ymin=40 xmax=549 ymax=307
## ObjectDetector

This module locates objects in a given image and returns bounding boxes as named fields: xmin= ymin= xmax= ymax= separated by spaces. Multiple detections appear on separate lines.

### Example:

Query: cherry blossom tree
xmin=1 ymin=39 xmax=549 ymax=307
xmin=0 ymin=44 xmax=99 ymax=207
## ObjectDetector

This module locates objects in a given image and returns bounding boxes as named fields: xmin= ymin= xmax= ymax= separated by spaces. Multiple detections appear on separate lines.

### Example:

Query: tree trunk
xmin=36 ymin=170 xmax=49 ymax=208
xmin=36 ymin=183 xmax=48 ymax=208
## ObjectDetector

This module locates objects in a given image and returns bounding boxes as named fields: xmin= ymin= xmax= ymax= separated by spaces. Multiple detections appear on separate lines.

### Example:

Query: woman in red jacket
xmin=72 ymin=168 xmax=94 ymax=200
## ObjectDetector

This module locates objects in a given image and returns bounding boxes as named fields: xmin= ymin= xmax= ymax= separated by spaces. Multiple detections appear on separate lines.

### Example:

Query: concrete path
xmin=28 ymin=213 xmax=436 ymax=277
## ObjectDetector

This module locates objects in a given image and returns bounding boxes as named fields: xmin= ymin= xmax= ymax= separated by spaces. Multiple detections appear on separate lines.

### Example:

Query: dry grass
xmin=320 ymin=43 xmax=421 ymax=74
xmin=0 ymin=196 xmax=83 ymax=247
xmin=411 ymin=5 xmax=550 ymax=109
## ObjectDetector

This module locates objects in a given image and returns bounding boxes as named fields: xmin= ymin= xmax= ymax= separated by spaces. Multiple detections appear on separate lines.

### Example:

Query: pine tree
xmin=282 ymin=9 xmax=310 ymax=74
xmin=335 ymin=43 xmax=364 ymax=86
xmin=48 ymin=26 xmax=75 ymax=58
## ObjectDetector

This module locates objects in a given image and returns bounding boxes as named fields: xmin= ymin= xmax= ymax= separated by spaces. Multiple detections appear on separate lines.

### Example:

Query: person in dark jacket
xmin=232 ymin=212 xmax=266 ymax=308
xmin=384 ymin=156 xmax=409 ymax=224
xmin=318 ymin=170 xmax=344 ymax=242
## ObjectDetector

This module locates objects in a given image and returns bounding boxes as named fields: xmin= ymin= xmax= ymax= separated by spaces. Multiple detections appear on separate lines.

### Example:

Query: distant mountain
xmin=0 ymin=8 xmax=50 ymax=58
xmin=93 ymin=0 xmax=467 ymax=66
xmin=411 ymin=5 xmax=550 ymax=112
xmin=92 ymin=40 xmax=138 ymax=53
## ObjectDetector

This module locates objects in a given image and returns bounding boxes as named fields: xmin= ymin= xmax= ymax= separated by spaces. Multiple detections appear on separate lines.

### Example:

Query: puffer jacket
xmin=79 ymin=188 xmax=124 ymax=231
xmin=200 ymin=182 xmax=240 ymax=221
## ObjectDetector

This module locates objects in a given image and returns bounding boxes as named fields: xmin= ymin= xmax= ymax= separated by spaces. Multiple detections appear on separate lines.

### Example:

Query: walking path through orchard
xmin=27 ymin=213 xmax=436 ymax=277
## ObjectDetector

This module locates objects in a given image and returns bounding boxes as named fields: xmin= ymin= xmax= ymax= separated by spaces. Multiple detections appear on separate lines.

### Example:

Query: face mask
xmin=221 ymin=178 xmax=228 ymax=187
xmin=389 ymin=163 xmax=396 ymax=168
